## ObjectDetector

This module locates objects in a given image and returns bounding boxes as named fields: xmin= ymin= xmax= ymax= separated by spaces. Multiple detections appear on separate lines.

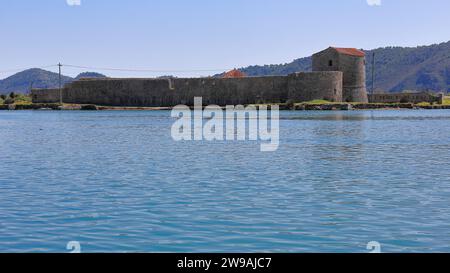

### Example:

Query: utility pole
xmin=58 ymin=63 xmax=63 ymax=104
xmin=371 ymin=52 xmax=375 ymax=94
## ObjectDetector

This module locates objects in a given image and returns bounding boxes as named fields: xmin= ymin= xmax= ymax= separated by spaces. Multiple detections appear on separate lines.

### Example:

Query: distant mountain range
xmin=234 ymin=41 xmax=450 ymax=93
xmin=1 ymin=41 xmax=449 ymax=94
xmin=0 ymin=69 xmax=106 ymax=94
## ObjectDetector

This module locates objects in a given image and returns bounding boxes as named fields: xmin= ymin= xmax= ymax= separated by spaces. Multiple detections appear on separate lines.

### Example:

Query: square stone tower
xmin=312 ymin=47 xmax=368 ymax=103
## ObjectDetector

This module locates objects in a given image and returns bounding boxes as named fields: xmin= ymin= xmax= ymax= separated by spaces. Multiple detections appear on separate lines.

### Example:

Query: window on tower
xmin=329 ymin=60 xmax=333 ymax=67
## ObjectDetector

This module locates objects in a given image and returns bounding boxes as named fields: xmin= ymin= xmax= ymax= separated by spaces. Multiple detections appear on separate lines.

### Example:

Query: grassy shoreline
xmin=1 ymin=96 xmax=449 ymax=111
xmin=2 ymin=102 xmax=450 ymax=111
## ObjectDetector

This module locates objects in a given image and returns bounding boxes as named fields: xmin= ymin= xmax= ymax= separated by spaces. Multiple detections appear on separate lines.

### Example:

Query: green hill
xmin=235 ymin=41 xmax=450 ymax=93
xmin=365 ymin=41 xmax=450 ymax=92
xmin=0 ymin=69 xmax=107 ymax=94
xmin=0 ymin=69 xmax=73 ymax=94
xmin=75 ymin=72 xmax=107 ymax=80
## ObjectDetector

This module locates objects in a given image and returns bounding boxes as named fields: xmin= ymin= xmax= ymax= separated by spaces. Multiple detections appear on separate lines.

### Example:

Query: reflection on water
xmin=282 ymin=111 xmax=450 ymax=121
xmin=1 ymin=110 xmax=450 ymax=253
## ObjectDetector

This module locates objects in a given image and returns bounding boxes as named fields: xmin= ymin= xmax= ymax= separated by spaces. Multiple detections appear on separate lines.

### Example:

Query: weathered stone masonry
xmin=31 ymin=88 xmax=61 ymax=103
xmin=368 ymin=92 xmax=444 ymax=104
xmin=32 ymin=47 xmax=369 ymax=106
xmin=33 ymin=73 xmax=343 ymax=106
xmin=313 ymin=47 xmax=368 ymax=103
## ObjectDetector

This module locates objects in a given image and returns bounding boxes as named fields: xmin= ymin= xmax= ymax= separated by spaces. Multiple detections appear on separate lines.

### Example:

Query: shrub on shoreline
xmin=0 ymin=93 xmax=32 ymax=105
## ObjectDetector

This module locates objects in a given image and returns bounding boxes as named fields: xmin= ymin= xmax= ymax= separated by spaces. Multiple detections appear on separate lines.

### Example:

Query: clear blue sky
xmin=1 ymin=0 xmax=449 ymax=79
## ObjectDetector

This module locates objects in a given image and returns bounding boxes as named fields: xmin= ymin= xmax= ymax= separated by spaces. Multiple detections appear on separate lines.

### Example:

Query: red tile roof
xmin=223 ymin=69 xmax=246 ymax=78
xmin=332 ymin=47 xmax=365 ymax=57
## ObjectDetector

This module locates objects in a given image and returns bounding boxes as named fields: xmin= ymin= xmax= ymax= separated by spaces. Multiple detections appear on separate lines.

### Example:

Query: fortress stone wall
xmin=368 ymin=92 xmax=444 ymax=104
xmin=31 ymin=47 xmax=369 ymax=106
xmin=288 ymin=72 xmax=342 ymax=102
xmin=31 ymin=88 xmax=61 ymax=103
xmin=32 ymin=73 xmax=343 ymax=106
xmin=313 ymin=47 xmax=368 ymax=103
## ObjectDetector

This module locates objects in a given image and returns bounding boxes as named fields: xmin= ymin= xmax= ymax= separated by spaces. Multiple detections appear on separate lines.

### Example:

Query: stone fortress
xmin=32 ymin=47 xmax=371 ymax=106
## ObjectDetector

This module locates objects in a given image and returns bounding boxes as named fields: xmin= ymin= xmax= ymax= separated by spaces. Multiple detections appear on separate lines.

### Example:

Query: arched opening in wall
xmin=329 ymin=60 xmax=333 ymax=67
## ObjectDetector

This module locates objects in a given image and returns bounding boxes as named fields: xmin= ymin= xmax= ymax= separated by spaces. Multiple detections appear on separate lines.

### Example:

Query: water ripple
xmin=1 ymin=110 xmax=450 ymax=252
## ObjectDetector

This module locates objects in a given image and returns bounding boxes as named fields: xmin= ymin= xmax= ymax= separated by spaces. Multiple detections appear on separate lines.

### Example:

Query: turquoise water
xmin=1 ymin=110 xmax=450 ymax=253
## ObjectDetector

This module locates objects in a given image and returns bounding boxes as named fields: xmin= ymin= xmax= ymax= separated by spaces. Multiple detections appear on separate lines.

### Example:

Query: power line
xmin=58 ymin=63 xmax=63 ymax=104
xmin=62 ymin=64 xmax=230 ymax=73
xmin=371 ymin=52 xmax=376 ymax=94
xmin=1 ymin=63 xmax=232 ymax=79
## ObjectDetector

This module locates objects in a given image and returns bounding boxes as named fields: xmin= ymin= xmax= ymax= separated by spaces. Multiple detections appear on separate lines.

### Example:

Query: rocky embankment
xmin=2 ymin=103 xmax=450 ymax=111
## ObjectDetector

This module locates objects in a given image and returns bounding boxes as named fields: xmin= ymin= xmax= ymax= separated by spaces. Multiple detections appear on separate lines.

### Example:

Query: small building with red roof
xmin=331 ymin=47 xmax=366 ymax=57
xmin=222 ymin=69 xmax=246 ymax=78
